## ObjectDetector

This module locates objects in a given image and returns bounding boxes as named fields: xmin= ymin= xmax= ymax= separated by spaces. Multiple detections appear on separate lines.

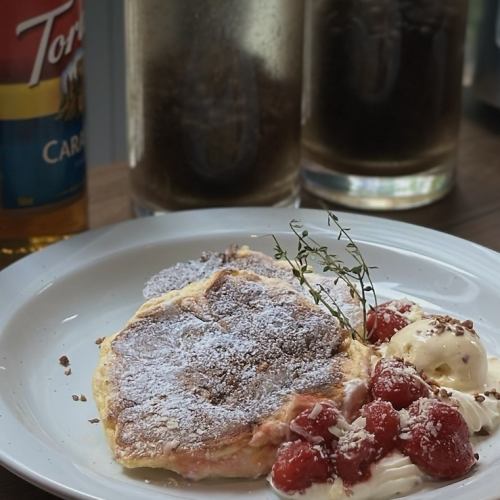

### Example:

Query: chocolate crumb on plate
xmin=59 ymin=355 xmax=70 ymax=367
xmin=64 ymin=367 xmax=72 ymax=376
xmin=95 ymin=337 xmax=106 ymax=346
xmin=80 ymin=394 xmax=87 ymax=402
xmin=88 ymin=418 xmax=100 ymax=424
xmin=71 ymin=394 xmax=79 ymax=401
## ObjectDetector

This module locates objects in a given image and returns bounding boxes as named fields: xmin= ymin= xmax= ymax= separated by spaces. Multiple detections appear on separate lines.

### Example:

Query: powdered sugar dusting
xmin=108 ymin=270 xmax=347 ymax=459
xmin=142 ymin=246 xmax=296 ymax=300
xmin=142 ymin=247 xmax=362 ymax=330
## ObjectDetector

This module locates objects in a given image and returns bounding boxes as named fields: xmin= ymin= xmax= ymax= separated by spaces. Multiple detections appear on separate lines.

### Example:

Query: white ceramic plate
xmin=1 ymin=208 xmax=500 ymax=500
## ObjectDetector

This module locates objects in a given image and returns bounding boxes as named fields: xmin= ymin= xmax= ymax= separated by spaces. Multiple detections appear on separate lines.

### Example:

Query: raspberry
xmin=363 ymin=400 xmax=400 ymax=456
xmin=371 ymin=358 xmax=429 ymax=410
xmin=271 ymin=440 xmax=333 ymax=493
xmin=366 ymin=301 xmax=413 ymax=343
xmin=290 ymin=402 xmax=341 ymax=445
xmin=399 ymin=399 xmax=476 ymax=479
xmin=333 ymin=429 xmax=378 ymax=486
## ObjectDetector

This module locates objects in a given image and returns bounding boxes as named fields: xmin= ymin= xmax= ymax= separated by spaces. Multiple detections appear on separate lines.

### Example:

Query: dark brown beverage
xmin=126 ymin=0 xmax=304 ymax=212
xmin=302 ymin=0 xmax=468 ymax=208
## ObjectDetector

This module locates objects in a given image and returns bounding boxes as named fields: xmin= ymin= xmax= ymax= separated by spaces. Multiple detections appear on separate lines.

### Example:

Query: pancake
xmin=143 ymin=245 xmax=363 ymax=331
xmin=94 ymin=269 xmax=370 ymax=479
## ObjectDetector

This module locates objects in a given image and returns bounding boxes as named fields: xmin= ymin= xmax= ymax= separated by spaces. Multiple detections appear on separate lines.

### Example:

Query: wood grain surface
xmin=1 ymin=99 xmax=500 ymax=499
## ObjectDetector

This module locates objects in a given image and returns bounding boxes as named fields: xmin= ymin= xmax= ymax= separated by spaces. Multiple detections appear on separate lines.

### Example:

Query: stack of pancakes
xmin=93 ymin=247 xmax=370 ymax=479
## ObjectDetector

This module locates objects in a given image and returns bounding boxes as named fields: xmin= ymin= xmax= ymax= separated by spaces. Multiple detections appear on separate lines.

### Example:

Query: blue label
xmin=0 ymin=114 xmax=85 ymax=209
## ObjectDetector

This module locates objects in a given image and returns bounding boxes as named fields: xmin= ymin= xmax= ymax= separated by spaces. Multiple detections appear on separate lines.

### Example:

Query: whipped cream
xmin=440 ymin=387 xmax=500 ymax=433
xmin=272 ymin=452 xmax=424 ymax=500
xmin=271 ymin=482 xmax=332 ymax=500
xmin=328 ymin=452 xmax=424 ymax=500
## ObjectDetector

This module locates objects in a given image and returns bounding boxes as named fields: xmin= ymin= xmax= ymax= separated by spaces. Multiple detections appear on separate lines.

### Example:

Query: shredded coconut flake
xmin=309 ymin=403 xmax=323 ymax=420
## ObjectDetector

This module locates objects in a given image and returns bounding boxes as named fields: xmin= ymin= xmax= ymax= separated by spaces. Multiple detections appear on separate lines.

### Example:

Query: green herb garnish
xmin=272 ymin=211 xmax=377 ymax=342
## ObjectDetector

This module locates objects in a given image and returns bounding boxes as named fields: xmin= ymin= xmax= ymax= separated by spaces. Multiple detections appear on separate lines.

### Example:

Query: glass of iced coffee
xmin=125 ymin=0 xmax=304 ymax=214
xmin=302 ymin=0 xmax=468 ymax=210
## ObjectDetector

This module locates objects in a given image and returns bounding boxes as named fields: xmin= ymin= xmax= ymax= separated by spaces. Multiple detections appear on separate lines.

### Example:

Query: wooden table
xmin=2 ymin=98 xmax=500 ymax=499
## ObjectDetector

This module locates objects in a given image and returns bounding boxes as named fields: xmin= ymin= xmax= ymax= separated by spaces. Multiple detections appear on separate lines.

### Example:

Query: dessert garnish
xmin=273 ymin=211 xmax=377 ymax=341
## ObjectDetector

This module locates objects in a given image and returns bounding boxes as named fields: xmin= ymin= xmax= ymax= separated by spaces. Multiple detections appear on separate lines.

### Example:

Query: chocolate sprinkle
xmin=59 ymin=355 xmax=70 ymax=367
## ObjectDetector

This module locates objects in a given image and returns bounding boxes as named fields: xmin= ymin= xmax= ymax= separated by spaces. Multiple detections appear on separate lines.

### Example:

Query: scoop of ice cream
xmin=386 ymin=316 xmax=487 ymax=392
xmin=487 ymin=357 xmax=500 ymax=390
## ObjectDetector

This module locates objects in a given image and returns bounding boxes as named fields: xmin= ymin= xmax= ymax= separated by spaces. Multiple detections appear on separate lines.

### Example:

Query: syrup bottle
xmin=0 ymin=0 xmax=87 ymax=268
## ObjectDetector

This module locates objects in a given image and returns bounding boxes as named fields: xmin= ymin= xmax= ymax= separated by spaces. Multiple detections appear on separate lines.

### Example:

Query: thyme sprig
xmin=272 ymin=211 xmax=377 ymax=342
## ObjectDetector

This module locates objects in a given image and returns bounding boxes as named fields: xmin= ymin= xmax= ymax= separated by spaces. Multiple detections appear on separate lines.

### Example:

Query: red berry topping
xmin=333 ymin=429 xmax=378 ymax=486
xmin=271 ymin=440 xmax=333 ymax=493
xmin=371 ymin=358 xmax=429 ymax=410
xmin=363 ymin=400 xmax=400 ymax=456
xmin=290 ymin=402 xmax=341 ymax=445
xmin=399 ymin=398 xmax=476 ymax=479
xmin=366 ymin=301 xmax=414 ymax=343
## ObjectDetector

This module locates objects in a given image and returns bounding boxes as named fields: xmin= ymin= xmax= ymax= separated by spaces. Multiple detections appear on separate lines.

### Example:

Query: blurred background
xmin=84 ymin=0 xmax=126 ymax=167
xmin=84 ymin=0 xmax=500 ymax=169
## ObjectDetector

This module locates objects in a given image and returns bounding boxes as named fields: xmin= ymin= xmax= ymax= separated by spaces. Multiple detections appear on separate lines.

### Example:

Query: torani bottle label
xmin=0 ymin=0 xmax=85 ymax=210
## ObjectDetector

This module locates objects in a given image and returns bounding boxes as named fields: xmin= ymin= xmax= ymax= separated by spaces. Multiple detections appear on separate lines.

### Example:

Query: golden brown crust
xmin=93 ymin=269 xmax=369 ymax=479
xmin=142 ymin=246 xmax=364 ymax=332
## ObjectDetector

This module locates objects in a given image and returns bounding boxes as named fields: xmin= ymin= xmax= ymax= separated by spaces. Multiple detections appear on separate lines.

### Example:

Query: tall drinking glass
xmin=125 ymin=0 xmax=304 ymax=214
xmin=302 ymin=0 xmax=468 ymax=210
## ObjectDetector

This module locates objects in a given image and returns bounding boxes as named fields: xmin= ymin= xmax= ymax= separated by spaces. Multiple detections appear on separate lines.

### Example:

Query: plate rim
xmin=1 ymin=207 xmax=500 ymax=500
